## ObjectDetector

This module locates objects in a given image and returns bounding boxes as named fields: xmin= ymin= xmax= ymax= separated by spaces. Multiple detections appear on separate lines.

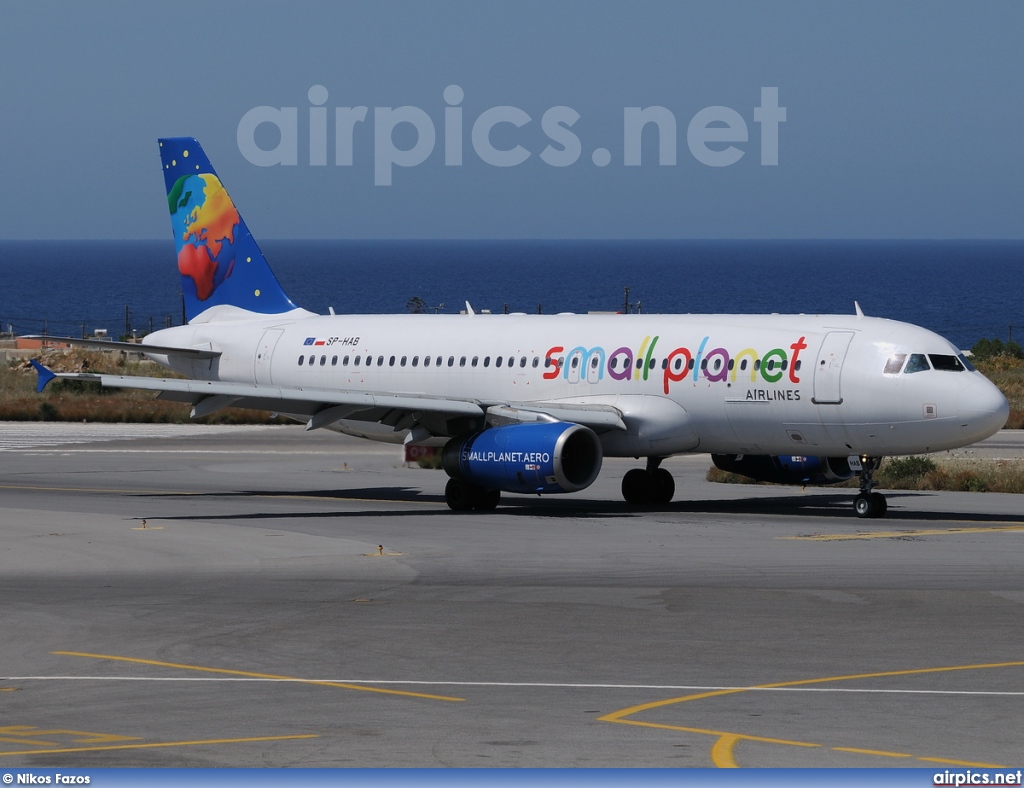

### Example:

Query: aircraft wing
xmin=19 ymin=335 xmax=221 ymax=359
xmin=31 ymin=364 xmax=626 ymax=437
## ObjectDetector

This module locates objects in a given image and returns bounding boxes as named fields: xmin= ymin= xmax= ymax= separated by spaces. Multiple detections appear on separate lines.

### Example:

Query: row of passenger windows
xmin=883 ymin=352 xmax=972 ymax=375
xmin=296 ymin=353 xmax=802 ymax=373
xmin=299 ymin=353 xmax=541 ymax=369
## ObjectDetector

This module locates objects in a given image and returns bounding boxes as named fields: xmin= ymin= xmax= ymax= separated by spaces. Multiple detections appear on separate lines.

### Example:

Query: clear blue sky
xmin=1 ymin=1 xmax=1022 ymax=239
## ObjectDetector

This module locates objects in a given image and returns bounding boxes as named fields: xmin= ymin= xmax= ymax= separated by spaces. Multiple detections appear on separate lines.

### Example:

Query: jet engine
xmin=442 ymin=422 xmax=602 ymax=494
xmin=711 ymin=454 xmax=855 ymax=485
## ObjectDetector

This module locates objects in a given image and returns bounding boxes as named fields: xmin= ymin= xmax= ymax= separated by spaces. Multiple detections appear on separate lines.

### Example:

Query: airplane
xmin=28 ymin=137 xmax=1009 ymax=518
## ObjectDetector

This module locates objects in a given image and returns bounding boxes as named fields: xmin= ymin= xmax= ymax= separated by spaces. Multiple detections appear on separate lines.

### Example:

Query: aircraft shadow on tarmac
xmin=138 ymin=487 xmax=1020 ymax=525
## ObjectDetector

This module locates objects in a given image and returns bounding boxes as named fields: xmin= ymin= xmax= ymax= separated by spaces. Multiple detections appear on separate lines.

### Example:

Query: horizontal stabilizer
xmin=30 ymin=360 xmax=57 ymax=393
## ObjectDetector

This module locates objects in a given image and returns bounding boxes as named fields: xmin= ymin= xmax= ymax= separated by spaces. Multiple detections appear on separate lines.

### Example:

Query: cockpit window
xmin=904 ymin=353 xmax=931 ymax=373
xmin=958 ymin=353 xmax=976 ymax=372
xmin=883 ymin=354 xmax=906 ymax=374
xmin=929 ymin=354 xmax=965 ymax=372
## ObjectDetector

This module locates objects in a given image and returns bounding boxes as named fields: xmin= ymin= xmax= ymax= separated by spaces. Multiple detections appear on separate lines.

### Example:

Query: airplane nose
xmin=958 ymin=376 xmax=1009 ymax=444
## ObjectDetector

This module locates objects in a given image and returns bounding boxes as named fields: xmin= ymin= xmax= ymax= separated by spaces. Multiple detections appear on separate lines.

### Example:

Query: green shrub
xmin=876 ymin=454 xmax=937 ymax=485
xmin=416 ymin=453 xmax=444 ymax=470
xmin=971 ymin=337 xmax=1024 ymax=361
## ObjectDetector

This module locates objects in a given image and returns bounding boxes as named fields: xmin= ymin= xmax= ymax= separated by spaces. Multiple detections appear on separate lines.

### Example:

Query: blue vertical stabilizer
xmin=158 ymin=137 xmax=299 ymax=321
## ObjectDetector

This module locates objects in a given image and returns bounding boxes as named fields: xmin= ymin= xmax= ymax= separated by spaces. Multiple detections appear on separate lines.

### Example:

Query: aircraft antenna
xmin=854 ymin=301 xmax=865 ymax=318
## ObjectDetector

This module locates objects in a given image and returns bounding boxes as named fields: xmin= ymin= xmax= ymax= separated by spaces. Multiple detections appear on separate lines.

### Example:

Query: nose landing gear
xmin=621 ymin=457 xmax=675 ymax=505
xmin=853 ymin=456 xmax=887 ymax=518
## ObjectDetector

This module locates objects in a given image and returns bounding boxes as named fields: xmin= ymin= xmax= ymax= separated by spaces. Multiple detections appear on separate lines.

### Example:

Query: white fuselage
xmin=143 ymin=310 xmax=1008 ymax=458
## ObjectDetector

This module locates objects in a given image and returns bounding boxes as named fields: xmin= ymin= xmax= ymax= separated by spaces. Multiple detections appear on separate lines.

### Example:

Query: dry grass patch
xmin=2 ymin=349 xmax=273 ymax=424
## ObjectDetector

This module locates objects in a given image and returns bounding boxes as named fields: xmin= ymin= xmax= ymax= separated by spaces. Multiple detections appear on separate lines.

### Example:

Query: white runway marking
xmin=4 ymin=676 xmax=1023 ymax=696
xmin=0 ymin=423 xmax=279 ymax=452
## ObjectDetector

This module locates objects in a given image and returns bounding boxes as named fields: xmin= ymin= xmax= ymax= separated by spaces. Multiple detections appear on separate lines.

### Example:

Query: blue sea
xmin=0 ymin=239 xmax=1021 ymax=351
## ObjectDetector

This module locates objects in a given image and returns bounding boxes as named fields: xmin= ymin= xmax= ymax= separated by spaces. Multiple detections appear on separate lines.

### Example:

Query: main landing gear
xmin=444 ymin=478 xmax=501 ymax=512
xmin=853 ymin=456 xmax=887 ymax=518
xmin=621 ymin=457 xmax=675 ymax=505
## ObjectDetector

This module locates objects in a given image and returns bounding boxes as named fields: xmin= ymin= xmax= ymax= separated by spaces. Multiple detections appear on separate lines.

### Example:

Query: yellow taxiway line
xmin=781 ymin=523 xmax=1024 ymax=541
xmin=54 ymin=651 xmax=464 ymax=702
xmin=0 ymin=734 xmax=318 ymax=757
xmin=601 ymin=660 xmax=1024 ymax=767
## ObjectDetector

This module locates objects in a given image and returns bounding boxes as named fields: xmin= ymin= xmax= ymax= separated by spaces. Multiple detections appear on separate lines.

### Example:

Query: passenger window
xmin=448 ymin=356 xmax=455 ymax=367
xmin=308 ymin=355 xmax=315 ymax=366
xmin=298 ymin=355 xmax=304 ymax=365
xmin=904 ymin=353 xmax=930 ymax=373
xmin=496 ymin=356 xmax=503 ymax=368
xmin=436 ymin=356 xmax=442 ymax=367
xmin=740 ymin=359 xmax=748 ymax=370
xmin=472 ymin=356 xmax=479 ymax=367
xmin=389 ymin=355 xmax=396 ymax=366
xmin=331 ymin=356 xmax=338 ymax=366
xmin=688 ymin=358 xmax=695 ymax=370
xmin=795 ymin=360 xmax=801 ymax=371
xmin=571 ymin=356 xmax=580 ymax=369
xmin=673 ymin=357 xmax=683 ymax=371
xmin=728 ymin=359 xmax=735 ymax=371
xmin=638 ymin=358 xmax=644 ymax=369
xmin=661 ymin=359 xmax=668 ymax=370
xmin=484 ymin=356 xmax=490 ymax=367
xmin=412 ymin=356 xmax=419 ymax=367
xmin=520 ymin=356 xmax=527 ymax=368
xmin=929 ymin=354 xmax=964 ymax=372
xmin=508 ymin=356 xmax=514 ymax=367
xmin=320 ymin=355 xmax=326 ymax=366
xmin=343 ymin=355 xmax=349 ymax=365
xmin=377 ymin=355 xmax=384 ymax=366
xmin=883 ymin=354 xmax=906 ymax=374
xmin=459 ymin=356 xmax=466 ymax=367
xmin=424 ymin=356 xmax=431 ymax=367
xmin=589 ymin=357 xmax=598 ymax=369
xmin=401 ymin=356 xmax=407 ymax=366
xmin=354 ymin=355 xmax=361 ymax=366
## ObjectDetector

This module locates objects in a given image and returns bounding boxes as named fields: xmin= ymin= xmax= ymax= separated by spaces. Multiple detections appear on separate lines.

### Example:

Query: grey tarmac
xmin=1 ymin=423 xmax=1023 ymax=768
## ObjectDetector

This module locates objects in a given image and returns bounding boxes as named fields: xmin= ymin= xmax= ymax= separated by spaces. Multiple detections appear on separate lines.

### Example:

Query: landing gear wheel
xmin=622 ymin=468 xmax=652 ymax=505
xmin=445 ymin=478 xmax=476 ymax=512
xmin=473 ymin=488 xmax=501 ymax=511
xmin=651 ymin=468 xmax=675 ymax=504
xmin=853 ymin=456 xmax=887 ymax=519
xmin=853 ymin=492 xmax=887 ymax=518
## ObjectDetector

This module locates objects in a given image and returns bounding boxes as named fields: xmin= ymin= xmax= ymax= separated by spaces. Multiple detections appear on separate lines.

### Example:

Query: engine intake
xmin=712 ymin=454 xmax=854 ymax=485
xmin=442 ymin=422 xmax=602 ymax=494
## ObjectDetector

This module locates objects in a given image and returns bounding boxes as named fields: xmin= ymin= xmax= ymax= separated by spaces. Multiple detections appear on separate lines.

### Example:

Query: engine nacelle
xmin=712 ymin=454 xmax=855 ymax=485
xmin=442 ymin=422 xmax=602 ymax=494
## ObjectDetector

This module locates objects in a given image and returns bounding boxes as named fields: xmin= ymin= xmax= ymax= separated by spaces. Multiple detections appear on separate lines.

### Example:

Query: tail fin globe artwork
xmin=159 ymin=137 xmax=298 ymax=322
